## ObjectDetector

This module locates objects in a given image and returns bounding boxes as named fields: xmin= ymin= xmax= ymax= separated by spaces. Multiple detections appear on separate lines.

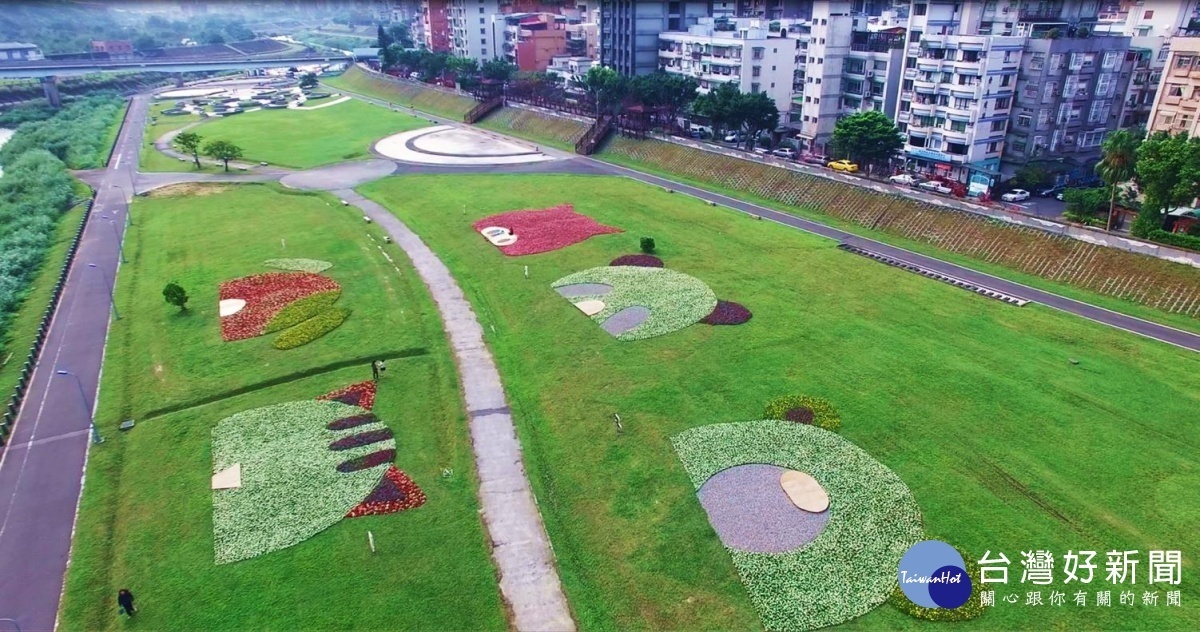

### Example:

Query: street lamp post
xmin=111 ymin=184 xmax=132 ymax=227
xmin=87 ymin=263 xmax=120 ymax=320
xmin=100 ymin=216 xmax=126 ymax=263
xmin=55 ymin=370 xmax=102 ymax=444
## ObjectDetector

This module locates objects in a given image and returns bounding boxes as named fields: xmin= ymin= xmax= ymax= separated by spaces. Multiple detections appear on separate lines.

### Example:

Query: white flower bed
xmin=671 ymin=421 xmax=923 ymax=631
xmin=551 ymin=266 xmax=716 ymax=341
xmin=263 ymin=258 xmax=334 ymax=273
xmin=211 ymin=400 xmax=395 ymax=564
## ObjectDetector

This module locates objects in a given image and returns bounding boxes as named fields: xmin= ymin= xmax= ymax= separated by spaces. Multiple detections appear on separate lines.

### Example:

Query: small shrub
xmin=163 ymin=281 xmax=188 ymax=311
xmin=273 ymin=307 xmax=350 ymax=350
xmin=640 ymin=236 xmax=656 ymax=253
xmin=764 ymin=395 xmax=841 ymax=432
xmin=888 ymin=551 xmax=985 ymax=622
xmin=1148 ymin=229 xmax=1200 ymax=252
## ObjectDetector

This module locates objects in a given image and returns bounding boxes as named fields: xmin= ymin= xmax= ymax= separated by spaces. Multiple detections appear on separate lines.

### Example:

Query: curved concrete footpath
xmin=334 ymin=188 xmax=576 ymax=632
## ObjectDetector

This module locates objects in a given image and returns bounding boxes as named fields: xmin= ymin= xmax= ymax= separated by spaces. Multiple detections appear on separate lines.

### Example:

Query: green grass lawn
xmin=59 ymin=182 xmax=505 ymax=630
xmin=360 ymin=173 xmax=1200 ymax=631
xmin=192 ymin=98 xmax=427 ymax=169
xmin=321 ymin=66 xmax=475 ymax=121
xmin=141 ymin=100 xmax=206 ymax=173
xmin=0 ymin=183 xmax=89 ymax=409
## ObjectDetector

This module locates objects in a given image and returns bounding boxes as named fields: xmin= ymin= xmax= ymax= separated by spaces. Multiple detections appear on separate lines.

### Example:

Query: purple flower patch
xmin=327 ymin=413 xmax=376 ymax=430
xmin=363 ymin=474 xmax=409 ymax=503
xmin=785 ymin=407 xmax=815 ymax=424
xmin=337 ymin=448 xmax=396 ymax=473
xmin=701 ymin=300 xmax=752 ymax=325
xmin=610 ymin=254 xmax=664 ymax=268
xmin=329 ymin=428 xmax=394 ymax=451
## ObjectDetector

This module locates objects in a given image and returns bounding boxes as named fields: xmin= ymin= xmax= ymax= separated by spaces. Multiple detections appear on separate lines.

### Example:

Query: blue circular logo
xmin=898 ymin=540 xmax=972 ymax=609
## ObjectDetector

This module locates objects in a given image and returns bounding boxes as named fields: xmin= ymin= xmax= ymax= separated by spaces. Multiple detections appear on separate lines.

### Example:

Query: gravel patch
xmin=600 ymin=305 xmax=650 ymax=336
xmin=697 ymin=463 xmax=830 ymax=553
xmin=554 ymin=283 xmax=613 ymax=298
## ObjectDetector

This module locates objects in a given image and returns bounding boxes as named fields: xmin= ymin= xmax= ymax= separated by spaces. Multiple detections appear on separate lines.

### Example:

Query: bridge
xmin=0 ymin=53 xmax=354 ymax=106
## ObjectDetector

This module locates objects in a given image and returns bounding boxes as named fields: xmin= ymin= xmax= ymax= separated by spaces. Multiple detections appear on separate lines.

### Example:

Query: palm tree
xmin=1095 ymin=129 xmax=1141 ymax=231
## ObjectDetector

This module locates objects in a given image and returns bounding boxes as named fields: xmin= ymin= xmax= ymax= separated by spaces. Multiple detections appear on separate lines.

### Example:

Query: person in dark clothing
xmin=118 ymin=588 xmax=136 ymax=617
xmin=371 ymin=360 xmax=380 ymax=381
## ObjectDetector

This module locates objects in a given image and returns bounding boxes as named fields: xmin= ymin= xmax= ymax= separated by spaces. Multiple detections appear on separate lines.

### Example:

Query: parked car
xmin=1039 ymin=184 xmax=1065 ymax=197
xmin=1001 ymin=188 xmax=1031 ymax=202
xmin=888 ymin=174 xmax=920 ymax=186
xmin=1055 ymin=191 xmax=1065 ymax=201
xmin=918 ymin=180 xmax=953 ymax=195
xmin=772 ymin=147 xmax=797 ymax=159
xmin=827 ymin=159 xmax=859 ymax=173
xmin=800 ymin=153 xmax=828 ymax=166
xmin=723 ymin=132 xmax=744 ymax=143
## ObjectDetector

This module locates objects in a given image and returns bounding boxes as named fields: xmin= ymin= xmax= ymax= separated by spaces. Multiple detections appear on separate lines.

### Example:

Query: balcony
xmin=1018 ymin=6 xmax=1062 ymax=21
xmin=897 ymin=111 xmax=911 ymax=123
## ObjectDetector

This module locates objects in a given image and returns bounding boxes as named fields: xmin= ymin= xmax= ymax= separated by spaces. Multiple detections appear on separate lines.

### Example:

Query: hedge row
xmin=601 ymin=137 xmax=1200 ymax=318
xmin=1148 ymin=229 xmax=1200 ymax=253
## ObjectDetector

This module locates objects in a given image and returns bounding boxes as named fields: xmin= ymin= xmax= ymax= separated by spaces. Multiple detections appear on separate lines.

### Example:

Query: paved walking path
xmin=334 ymin=188 xmax=575 ymax=632
xmin=0 ymin=93 xmax=147 ymax=632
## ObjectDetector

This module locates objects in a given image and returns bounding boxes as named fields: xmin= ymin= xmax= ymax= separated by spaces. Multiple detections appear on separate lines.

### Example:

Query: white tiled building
xmin=449 ymin=0 xmax=501 ymax=61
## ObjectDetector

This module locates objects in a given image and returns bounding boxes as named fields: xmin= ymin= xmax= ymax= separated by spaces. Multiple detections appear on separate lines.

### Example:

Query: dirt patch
xmin=145 ymin=183 xmax=233 ymax=198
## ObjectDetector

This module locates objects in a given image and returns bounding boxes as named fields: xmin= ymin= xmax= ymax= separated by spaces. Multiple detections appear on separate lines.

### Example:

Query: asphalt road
xmin=0 ymin=94 xmax=146 ymax=632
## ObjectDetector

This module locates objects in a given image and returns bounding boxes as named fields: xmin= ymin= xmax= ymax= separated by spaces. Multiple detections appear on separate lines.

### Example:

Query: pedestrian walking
xmin=371 ymin=360 xmax=380 ymax=382
xmin=378 ymin=359 xmax=386 ymax=377
xmin=117 ymin=588 xmax=136 ymax=617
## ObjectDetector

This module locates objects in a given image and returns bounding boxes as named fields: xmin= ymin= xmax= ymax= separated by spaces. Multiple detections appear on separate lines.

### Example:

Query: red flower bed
xmin=472 ymin=204 xmax=621 ymax=256
xmin=346 ymin=465 xmax=427 ymax=518
xmin=701 ymin=300 xmax=752 ymax=325
xmin=318 ymin=381 xmax=376 ymax=411
xmin=220 ymin=272 xmax=340 ymax=341
xmin=610 ymin=254 xmax=664 ymax=268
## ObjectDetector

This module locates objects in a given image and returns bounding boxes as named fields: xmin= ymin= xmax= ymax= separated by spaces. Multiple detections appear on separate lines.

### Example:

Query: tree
xmin=1134 ymin=131 xmax=1200 ymax=237
xmin=480 ymin=58 xmax=517 ymax=82
xmin=299 ymin=72 xmax=319 ymax=89
xmin=377 ymin=23 xmax=393 ymax=49
xmin=830 ymin=111 xmax=903 ymax=174
xmin=1094 ymin=128 xmax=1141 ymax=231
xmin=163 ymin=282 xmax=188 ymax=311
xmin=1062 ymin=186 xmax=1111 ymax=226
xmin=692 ymin=82 xmax=742 ymax=137
xmin=387 ymin=23 xmax=414 ymax=49
xmin=203 ymin=139 xmax=243 ymax=172
xmin=628 ymin=72 xmax=698 ymax=131
xmin=735 ymin=91 xmax=779 ymax=152
xmin=576 ymin=65 xmax=623 ymax=116
xmin=133 ymin=34 xmax=160 ymax=52
xmin=175 ymin=131 xmax=203 ymax=169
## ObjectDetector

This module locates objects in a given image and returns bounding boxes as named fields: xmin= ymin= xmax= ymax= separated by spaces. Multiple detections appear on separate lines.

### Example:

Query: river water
xmin=0 ymin=128 xmax=13 ymax=179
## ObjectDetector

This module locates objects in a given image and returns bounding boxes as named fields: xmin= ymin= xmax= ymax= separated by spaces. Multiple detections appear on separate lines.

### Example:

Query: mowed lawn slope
xmin=361 ymin=173 xmax=1200 ymax=631
xmin=193 ymin=98 xmax=427 ymax=169
xmin=59 ymin=183 xmax=505 ymax=630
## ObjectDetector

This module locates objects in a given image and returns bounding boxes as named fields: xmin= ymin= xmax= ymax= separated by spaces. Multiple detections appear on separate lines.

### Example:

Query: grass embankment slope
xmin=322 ymin=65 xmax=475 ymax=121
xmin=361 ymin=173 xmax=1200 ymax=631
xmin=59 ymin=183 xmax=505 ymax=631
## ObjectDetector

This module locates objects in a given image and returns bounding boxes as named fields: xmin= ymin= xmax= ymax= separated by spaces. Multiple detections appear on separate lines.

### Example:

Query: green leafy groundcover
xmin=551 ymin=266 xmax=716 ymax=341
xmin=671 ymin=421 xmax=923 ymax=631
xmin=763 ymin=395 xmax=842 ymax=432
xmin=263 ymin=258 xmax=334 ymax=273
xmin=264 ymin=290 xmax=342 ymax=334
xmin=273 ymin=307 xmax=350 ymax=350
xmin=211 ymin=399 xmax=395 ymax=564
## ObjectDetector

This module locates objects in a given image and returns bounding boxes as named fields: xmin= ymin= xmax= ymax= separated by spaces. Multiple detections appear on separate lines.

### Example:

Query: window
xmin=1017 ymin=113 xmax=1032 ymax=127
xmin=1168 ymin=84 xmax=1185 ymax=97
xmin=479 ymin=6 xmax=484 ymax=12
xmin=914 ymin=3 xmax=927 ymax=16
xmin=1001 ymin=74 xmax=1012 ymax=87
xmin=1144 ymin=10 xmax=1154 ymax=19
xmin=1069 ymin=53 xmax=1083 ymax=71
xmin=950 ymin=120 xmax=967 ymax=132
xmin=479 ymin=17 xmax=484 ymax=23
xmin=1057 ymin=102 xmax=1070 ymax=124
xmin=1049 ymin=53 xmax=1063 ymax=72
xmin=819 ymin=38 xmax=825 ymax=44
xmin=1081 ymin=53 xmax=1095 ymax=69
xmin=480 ymin=28 xmax=486 ymax=34
xmin=1080 ymin=130 xmax=1106 ymax=147
xmin=1159 ymin=47 xmax=1171 ymax=62
xmin=814 ymin=97 xmax=820 ymax=103
xmin=753 ymin=47 xmax=764 ymax=60
xmin=987 ymin=141 xmax=999 ymax=152
xmin=874 ymin=60 xmax=887 ymax=71
xmin=818 ymin=57 xmax=824 ymax=64
xmin=995 ymin=96 xmax=1011 ymax=109
xmin=1096 ymin=73 xmax=1115 ymax=98
xmin=1102 ymin=51 xmax=1120 ymax=70
xmin=1029 ymin=53 xmax=1045 ymax=71
xmin=953 ymin=96 xmax=971 ymax=109
xmin=991 ymin=120 xmax=1006 ymax=132
xmin=752 ymin=66 xmax=761 ymax=77
xmin=1176 ymin=55 xmax=1194 ymax=70
xmin=1004 ymin=50 xmax=1014 ymax=63
xmin=1089 ymin=100 xmax=1105 ymax=123
xmin=1038 ymin=109 xmax=1050 ymax=127
xmin=1064 ymin=75 xmax=1079 ymax=95
xmin=751 ymin=83 xmax=760 ymax=93
xmin=815 ymin=78 xmax=821 ymax=84
xmin=1012 ymin=137 xmax=1028 ymax=153
xmin=1042 ymin=81 xmax=1056 ymax=102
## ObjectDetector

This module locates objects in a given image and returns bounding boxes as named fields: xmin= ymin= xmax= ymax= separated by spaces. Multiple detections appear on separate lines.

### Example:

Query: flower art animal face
xmin=219 ymin=264 xmax=348 ymax=349
xmin=472 ymin=204 xmax=621 ymax=256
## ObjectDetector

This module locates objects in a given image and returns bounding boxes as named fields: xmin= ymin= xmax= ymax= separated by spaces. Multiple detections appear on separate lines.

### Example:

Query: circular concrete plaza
xmin=374 ymin=125 xmax=557 ymax=166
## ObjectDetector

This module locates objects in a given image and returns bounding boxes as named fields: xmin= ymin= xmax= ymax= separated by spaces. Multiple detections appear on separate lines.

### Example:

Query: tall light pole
xmin=100 ymin=216 xmax=126 ymax=263
xmin=111 ymin=184 xmax=132 ymax=227
xmin=55 ymin=370 xmax=102 ymax=444
xmin=87 ymin=263 xmax=120 ymax=320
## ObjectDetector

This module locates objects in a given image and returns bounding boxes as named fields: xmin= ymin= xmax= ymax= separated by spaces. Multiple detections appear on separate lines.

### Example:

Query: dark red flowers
xmin=346 ymin=465 xmax=427 ymax=518
xmin=219 ymin=272 xmax=340 ymax=341
xmin=610 ymin=254 xmax=664 ymax=268
xmin=318 ymin=381 xmax=377 ymax=411
xmin=472 ymin=204 xmax=621 ymax=256
xmin=701 ymin=300 xmax=753 ymax=325
xmin=337 ymin=448 xmax=396 ymax=473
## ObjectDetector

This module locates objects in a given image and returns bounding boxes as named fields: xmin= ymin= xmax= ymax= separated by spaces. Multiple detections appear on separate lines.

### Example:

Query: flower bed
xmin=346 ymin=465 xmax=427 ymax=518
xmin=263 ymin=290 xmax=341 ymax=334
xmin=211 ymin=399 xmax=397 ymax=564
xmin=610 ymin=254 xmax=664 ymax=268
xmin=326 ymin=413 xmax=377 ymax=430
xmin=336 ymin=448 xmax=396 ymax=473
xmin=264 ymin=258 xmax=334 ymax=273
xmin=700 ymin=299 xmax=752 ymax=325
xmin=329 ymin=428 xmax=394 ymax=451
xmin=671 ymin=421 xmax=922 ymax=631
xmin=552 ymin=266 xmax=717 ymax=341
xmin=219 ymin=272 xmax=340 ymax=341
xmin=763 ymin=395 xmax=841 ymax=432
xmin=472 ymin=204 xmax=621 ymax=256
xmin=272 ymin=307 xmax=350 ymax=350
xmin=318 ymin=381 xmax=376 ymax=411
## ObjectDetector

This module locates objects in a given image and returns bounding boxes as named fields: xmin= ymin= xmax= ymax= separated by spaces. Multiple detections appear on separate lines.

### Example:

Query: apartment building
xmin=839 ymin=12 xmax=908 ymax=119
xmin=419 ymin=0 xmax=453 ymax=51
xmin=600 ymin=1 xmax=711 ymax=75
xmin=658 ymin=17 xmax=799 ymax=112
xmin=450 ymin=0 xmax=502 ymax=60
xmin=1148 ymin=35 xmax=1200 ymax=137
xmin=501 ymin=13 xmax=569 ymax=71
xmin=790 ymin=2 xmax=852 ymax=155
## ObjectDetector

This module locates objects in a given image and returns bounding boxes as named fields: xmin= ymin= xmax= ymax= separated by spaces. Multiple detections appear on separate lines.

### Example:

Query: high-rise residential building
xmin=791 ymin=1 xmax=853 ymax=155
xmin=420 ymin=0 xmax=453 ymax=52
xmin=893 ymin=1 xmax=1140 ymax=193
xmin=450 ymin=0 xmax=502 ymax=60
xmin=501 ymin=13 xmax=570 ymax=71
xmin=658 ymin=17 xmax=800 ymax=113
xmin=600 ymin=1 xmax=711 ymax=75
xmin=1148 ymin=35 xmax=1200 ymax=137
